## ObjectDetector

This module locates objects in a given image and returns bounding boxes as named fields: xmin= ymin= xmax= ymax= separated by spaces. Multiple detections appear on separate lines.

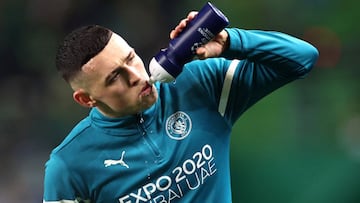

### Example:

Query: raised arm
xmin=222 ymin=28 xmax=319 ymax=78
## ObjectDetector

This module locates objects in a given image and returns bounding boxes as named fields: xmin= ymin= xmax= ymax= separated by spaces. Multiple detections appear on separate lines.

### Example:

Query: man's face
xmin=77 ymin=32 xmax=158 ymax=117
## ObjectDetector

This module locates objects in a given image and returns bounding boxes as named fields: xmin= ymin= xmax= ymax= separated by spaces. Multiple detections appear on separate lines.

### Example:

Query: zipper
xmin=137 ymin=113 xmax=161 ymax=158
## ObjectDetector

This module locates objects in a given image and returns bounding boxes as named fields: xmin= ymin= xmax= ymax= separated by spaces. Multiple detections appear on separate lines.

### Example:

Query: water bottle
xmin=148 ymin=2 xmax=229 ymax=83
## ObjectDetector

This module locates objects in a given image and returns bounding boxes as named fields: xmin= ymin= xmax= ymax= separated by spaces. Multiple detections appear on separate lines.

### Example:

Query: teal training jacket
xmin=43 ymin=28 xmax=319 ymax=203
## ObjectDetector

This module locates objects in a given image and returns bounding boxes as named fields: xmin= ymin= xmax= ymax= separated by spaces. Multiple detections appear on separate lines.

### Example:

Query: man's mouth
xmin=140 ymin=82 xmax=152 ymax=96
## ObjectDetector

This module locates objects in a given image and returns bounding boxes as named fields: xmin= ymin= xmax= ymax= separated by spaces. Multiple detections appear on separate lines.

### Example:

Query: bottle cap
xmin=148 ymin=57 xmax=176 ymax=83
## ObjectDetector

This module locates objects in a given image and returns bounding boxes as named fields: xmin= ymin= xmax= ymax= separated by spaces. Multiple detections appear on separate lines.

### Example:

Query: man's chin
xmin=140 ymin=96 xmax=157 ymax=110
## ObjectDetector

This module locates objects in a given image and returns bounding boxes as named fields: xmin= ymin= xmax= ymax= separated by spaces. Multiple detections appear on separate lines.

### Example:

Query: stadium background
xmin=0 ymin=0 xmax=359 ymax=202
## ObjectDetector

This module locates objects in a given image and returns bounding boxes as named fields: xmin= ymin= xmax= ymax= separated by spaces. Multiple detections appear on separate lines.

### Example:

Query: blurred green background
xmin=0 ymin=0 xmax=359 ymax=202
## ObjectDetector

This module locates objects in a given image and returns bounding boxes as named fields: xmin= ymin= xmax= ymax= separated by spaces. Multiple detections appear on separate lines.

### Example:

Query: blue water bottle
xmin=149 ymin=2 xmax=229 ymax=83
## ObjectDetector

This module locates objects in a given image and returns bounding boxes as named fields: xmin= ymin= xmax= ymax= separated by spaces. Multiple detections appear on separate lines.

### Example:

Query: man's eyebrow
xmin=126 ymin=49 xmax=135 ymax=60
xmin=124 ymin=49 xmax=136 ymax=64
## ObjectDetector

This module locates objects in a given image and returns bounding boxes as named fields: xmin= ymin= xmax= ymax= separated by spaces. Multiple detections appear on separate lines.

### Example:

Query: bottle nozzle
xmin=148 ymin=76 xmax=156 ymax=84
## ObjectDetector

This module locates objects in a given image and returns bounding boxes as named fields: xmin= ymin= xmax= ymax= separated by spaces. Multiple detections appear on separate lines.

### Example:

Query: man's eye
xmin=113 ymin=72 xmax=121 ymax=80
xmin=105 ymin=68 xmax=124 ymax=86
xmin=109 ymin=72 xmax=121 ymax=84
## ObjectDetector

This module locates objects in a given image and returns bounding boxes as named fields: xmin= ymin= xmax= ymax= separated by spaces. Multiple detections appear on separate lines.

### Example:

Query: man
xmin=43 ymin=10 xmax=318 ymax=203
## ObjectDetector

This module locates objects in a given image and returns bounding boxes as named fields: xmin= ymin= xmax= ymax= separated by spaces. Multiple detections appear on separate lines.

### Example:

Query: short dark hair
xmin=56 ymin=25 xmax=113 ymax=82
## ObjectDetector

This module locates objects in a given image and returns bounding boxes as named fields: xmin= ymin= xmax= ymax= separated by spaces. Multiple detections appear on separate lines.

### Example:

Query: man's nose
xmin=126 ymin=66 xmax=141 ymax=86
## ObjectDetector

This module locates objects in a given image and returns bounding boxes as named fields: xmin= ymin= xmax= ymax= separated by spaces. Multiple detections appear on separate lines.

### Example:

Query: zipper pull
xmin=137 ymin=113 xmax=147 ymax=136
xmin=138 ymin=113 xmax=144 ymax=124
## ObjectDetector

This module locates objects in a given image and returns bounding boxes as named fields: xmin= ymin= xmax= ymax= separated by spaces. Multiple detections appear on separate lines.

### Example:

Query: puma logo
xmin=104 ymin=151 xmax=129 ymax=168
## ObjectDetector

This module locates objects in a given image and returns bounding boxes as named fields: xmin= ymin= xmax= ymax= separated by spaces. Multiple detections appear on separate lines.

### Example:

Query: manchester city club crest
xmin=166 ymin=111 xmax=192 ymax=140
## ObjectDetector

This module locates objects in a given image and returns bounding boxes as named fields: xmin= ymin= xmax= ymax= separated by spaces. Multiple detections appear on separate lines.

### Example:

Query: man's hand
xmin=169 ymin=11 xmax=229 ymax=59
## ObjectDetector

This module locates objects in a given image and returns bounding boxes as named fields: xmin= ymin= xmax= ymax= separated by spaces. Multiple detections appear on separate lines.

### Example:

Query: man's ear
xmin=72 ymin=89 xmax=97 ymax=108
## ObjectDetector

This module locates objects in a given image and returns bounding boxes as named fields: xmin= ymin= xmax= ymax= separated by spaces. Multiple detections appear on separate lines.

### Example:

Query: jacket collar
xmin=89 ymin=100 xmax=158 ymax=136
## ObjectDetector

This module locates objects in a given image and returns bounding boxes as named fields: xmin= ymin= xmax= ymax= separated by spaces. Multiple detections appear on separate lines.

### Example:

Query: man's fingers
xmin=170 ymin=30 xmax=176 ymax=39
xmin=196 ymin=47 xmax=207 ymax=59
xmin=187 ymin=11 xmax=198 ymax=20
xmin=170 ymin=11 xmax=198 ymax=39
xmin=170 ymin=19 xmax=187 ymax=39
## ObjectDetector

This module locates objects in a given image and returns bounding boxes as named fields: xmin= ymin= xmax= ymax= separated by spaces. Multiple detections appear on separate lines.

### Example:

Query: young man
xmin=43 ymin=11 xmax=318 ymax=203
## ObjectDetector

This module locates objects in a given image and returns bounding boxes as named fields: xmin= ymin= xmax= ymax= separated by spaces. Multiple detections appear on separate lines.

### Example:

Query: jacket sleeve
xmin=43 ymin=155 xmax=81 ymax=203
xmin=219 ymin=28 xmax=319 ymax=124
